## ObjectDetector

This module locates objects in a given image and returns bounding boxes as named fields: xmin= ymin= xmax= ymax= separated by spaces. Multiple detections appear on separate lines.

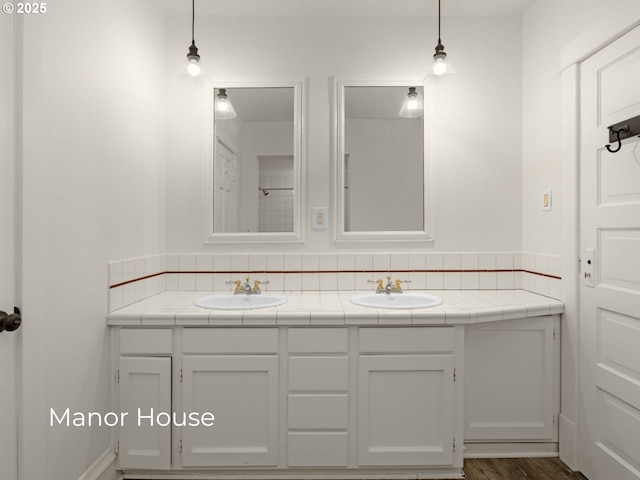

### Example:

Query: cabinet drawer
xmin=288 ymin=328 xmax=348 ymax=353
xmin=183 ymin=328 xmax=278 ymax=354
xmin=288 ymin=394 xmax=348 ymax=429
xmin=288 ymin=432 xmax=348 ymax=467
xmin=359 ymin=327 xmax=454 ymax=354
xmin=119 ymin=329 xmax=173 ymax=355
xmin=289 ymin=356 xmax=349 ymax=391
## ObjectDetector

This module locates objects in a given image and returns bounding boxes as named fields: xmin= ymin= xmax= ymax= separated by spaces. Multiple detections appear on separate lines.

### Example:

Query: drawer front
xmin=359 ymin=327 xmax=454 ymax=354
xmin=183 ymin=328 xmax=278 ymax=354
xmin=288 ymin=394 xmax=348 ymax=429
xmin=120 ymin=329 xmax=173 ymax=355
xmin=288 ymin=432 xmax=348 ymax=467
xmin=288 ymin=356 xmax=349 ymax=391
xmin=288 ymin=328 xmax=348 ymax=353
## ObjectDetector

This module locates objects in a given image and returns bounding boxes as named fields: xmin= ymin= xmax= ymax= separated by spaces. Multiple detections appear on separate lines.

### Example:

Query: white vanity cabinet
xmin=113 ymin=325 xmax=464 ymax=477
xmin=287 ymin=328 xmax=350 ymax=467
xmin=116 ymin=329 xmax=173 ymax=471
xmin=358 ymin=327 xmax=461 ymax=467
xmin=180 ymin=328 xmax=279 ymax=467
xmin=463 ymin=315 xmax=560 ymax=450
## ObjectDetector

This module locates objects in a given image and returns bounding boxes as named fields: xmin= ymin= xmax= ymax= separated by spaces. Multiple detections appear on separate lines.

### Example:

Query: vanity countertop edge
xmin=107 ymin=290 xmax=564 ymax=326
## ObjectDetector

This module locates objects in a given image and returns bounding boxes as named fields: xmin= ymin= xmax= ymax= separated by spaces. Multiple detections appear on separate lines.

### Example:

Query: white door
xmin=580 ymin=25 xmax=640 ymax=480
xmin=0 ymin=11 xmax=19 ymax=480
xmin=213 ymin=138 xmax=237 ymax=233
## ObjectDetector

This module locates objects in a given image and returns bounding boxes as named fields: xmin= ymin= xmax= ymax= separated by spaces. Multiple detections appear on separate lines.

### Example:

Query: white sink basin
xmin=350 ymin=292 xmax=442 ymax=310
xmin=194 ymin=293 xmax=287 ymax=310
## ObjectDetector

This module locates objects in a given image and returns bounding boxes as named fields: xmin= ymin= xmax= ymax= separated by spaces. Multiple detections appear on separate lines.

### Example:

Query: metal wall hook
xmin=606 ymin=125 xmax=629 ymax=153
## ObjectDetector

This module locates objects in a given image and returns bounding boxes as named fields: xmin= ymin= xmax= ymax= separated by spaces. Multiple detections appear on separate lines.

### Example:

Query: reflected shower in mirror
xmin=211 ymin=85 xmax=300 ymax=237
xmin=343 ymin=85 xmax=424 ymax=233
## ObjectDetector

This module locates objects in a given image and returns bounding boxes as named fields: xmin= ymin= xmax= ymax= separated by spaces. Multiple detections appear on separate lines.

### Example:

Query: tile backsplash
xmin=108 ymin=251 xmax=562 ymax=312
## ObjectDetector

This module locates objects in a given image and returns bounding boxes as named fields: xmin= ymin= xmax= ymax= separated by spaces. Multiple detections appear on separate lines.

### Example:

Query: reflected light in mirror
xmin=215 ymin=88 xmax=237 ymax=119
xmin=399 ymin=87 xmax=424 ymax=118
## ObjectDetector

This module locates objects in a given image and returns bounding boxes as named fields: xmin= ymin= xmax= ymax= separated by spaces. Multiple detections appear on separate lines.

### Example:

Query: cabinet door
xmin=118 ymin=356 xmax=172 ymax=470
xmin=358 ymin=354 xmax=455 ymax=466
xmin=464 ymin=316 xmax=557 ymax=441
xmin=181 ymin=355 xmax=278 ymax=467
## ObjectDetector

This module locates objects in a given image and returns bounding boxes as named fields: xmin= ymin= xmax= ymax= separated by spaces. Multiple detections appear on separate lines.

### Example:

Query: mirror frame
xmin=332 ymin=79 xmax=434 ymax=243
xmin=204 ymin=80 xmax=306 ymax=244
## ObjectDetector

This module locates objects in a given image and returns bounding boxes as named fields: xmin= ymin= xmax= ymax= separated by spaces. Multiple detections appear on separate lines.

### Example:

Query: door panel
xmin=597 ymin=144 xmax=640 ymax=206
xmin=599 ymin=44 xmax=640 ymax=126
xmin=118 ymin=357 xmax=172 ymax=470
xmin=580 ymin=24 xmax=640 ymax=480
xmin=181 ymin=355 xmax=278 ymax=467
xmin=598 ymin=229 xmax=640 ymax=291
xmin=464 ymin=316 xmax=557 ymax=441
xmin=357 ymin=354 xmax=454 ymax=466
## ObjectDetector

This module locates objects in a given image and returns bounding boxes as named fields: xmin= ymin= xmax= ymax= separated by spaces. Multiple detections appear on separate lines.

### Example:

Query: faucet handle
xmin=252 ymin=280 xmax=270 ymax=292
xmin=394 ymin=279 xmax=411 ymax=290
xmin=225 ymin=279 xmax=243 ymax=291
xmin=368 ymin=279 xmax=384 ymax=291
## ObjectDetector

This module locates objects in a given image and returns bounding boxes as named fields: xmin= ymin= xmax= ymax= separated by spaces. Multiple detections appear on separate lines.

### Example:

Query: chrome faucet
xmin=226 ymin=277 xmax=269 ymax=294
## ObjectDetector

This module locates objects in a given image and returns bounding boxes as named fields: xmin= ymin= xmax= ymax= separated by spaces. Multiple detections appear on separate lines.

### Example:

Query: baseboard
xmin=78 ymin=447 xmax=117 ymax=480
xmin=559 ymin=413 xmax=579 ymax=470
xmin=464 ymin=442 xmax=559 ymax=458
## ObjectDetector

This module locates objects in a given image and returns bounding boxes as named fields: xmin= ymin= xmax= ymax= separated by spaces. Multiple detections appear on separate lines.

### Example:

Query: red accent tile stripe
xmin=109 ymin=269 xmax=561 ymax=289
xmin=109 ymin=272 xmax=165 ymax=289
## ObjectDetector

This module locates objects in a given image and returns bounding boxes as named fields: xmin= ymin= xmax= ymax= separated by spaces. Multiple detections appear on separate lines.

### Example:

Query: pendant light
xmin=182 ymin=0 xmax=203 ymax=78
xmin=426 ymin=0 xmax=455 ymax=84
xmin=399 ymin=87 xmax=424 ymax=118
xmin=215 ymin=89 xmax=237 ymax=119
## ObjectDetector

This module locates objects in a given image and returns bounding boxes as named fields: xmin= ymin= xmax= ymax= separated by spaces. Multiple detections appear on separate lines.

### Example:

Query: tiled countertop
xmin=107 ymin=290 xmax=564 ymax=326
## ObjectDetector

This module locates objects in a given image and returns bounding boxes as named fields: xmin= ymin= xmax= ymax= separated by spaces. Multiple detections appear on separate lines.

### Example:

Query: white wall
xmin=19 ymin=1 xmax=166 ymax=478
xmin=165 ymin=15 xmax=523 ymax=252
xmin=522 ymin=0 xmax=631 ymax=255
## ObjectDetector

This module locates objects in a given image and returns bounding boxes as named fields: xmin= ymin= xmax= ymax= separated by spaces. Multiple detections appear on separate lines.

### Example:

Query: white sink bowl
xmin=194 ymin=293 xmax=287 ymax=310
xmin=350 ymin=292 xmax=442 ymax=310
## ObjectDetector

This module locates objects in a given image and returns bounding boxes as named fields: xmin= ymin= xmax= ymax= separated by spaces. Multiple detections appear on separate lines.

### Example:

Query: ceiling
xmin=159 ymin=0 xmax=536 ymax=17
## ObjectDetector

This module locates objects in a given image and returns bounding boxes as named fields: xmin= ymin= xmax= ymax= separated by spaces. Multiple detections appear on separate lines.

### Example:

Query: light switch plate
xmin=312 ymin=207 xmax=328 ymax=230
xmin=542 ymin=189 xmax=552 ymax=211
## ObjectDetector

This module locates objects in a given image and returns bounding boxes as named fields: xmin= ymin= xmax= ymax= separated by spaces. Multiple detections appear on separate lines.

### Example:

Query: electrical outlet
xmin=312 ymin=207 xmax=328 ymax=230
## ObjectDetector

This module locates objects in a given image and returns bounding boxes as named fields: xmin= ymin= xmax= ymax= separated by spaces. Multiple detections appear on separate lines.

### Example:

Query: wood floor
xmin=461 ymin=458 xmax=587 ymax=480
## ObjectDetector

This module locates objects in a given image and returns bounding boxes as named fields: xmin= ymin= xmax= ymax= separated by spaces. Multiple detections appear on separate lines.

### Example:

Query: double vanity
xmin=108 ymin=287 xmax=563 ymax=480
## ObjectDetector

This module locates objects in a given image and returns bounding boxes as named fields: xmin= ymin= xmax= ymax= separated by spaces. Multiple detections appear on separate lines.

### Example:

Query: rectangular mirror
xmin=204 ymin=81 xmax=305 ymax=244
xmin=333 ymin=80 xmax=433 ymax=243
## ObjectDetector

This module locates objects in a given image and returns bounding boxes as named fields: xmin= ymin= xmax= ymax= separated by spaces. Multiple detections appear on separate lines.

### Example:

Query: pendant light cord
xmin=191 ymin=0 xmax=195 ymax=44
xmin=438 ymin=0 xmax=441 ymax=44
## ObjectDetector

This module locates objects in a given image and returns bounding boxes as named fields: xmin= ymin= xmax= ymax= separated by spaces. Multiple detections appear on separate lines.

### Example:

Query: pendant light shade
xmin=426 ymin=0 xmax=456 ymax=84
xmin=399 ymin=87 xmax=424 ymax=118
xmin=215 ymin=89 xmax=237 ymax=119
